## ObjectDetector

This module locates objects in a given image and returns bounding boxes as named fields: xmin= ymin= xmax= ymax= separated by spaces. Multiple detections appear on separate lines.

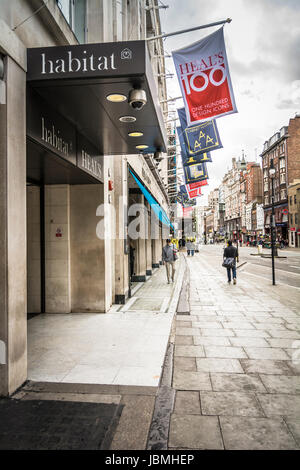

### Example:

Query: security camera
xmin=128 ymin=89 xmax=147 ymax=110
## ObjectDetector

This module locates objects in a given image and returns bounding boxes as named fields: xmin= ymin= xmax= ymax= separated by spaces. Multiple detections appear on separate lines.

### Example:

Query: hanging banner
xmin=177 ymin=128 xmax=212 ymax=166
xmin=172 ymin=27 xmax=237 ymax=125
xmin=187 ymin=187 xmax=202 ymax=199
xmin=187 ymin=180 xmax=208 ymax=190
xmin=177 ymin=108 xmax=223 ymax=156
xmin=184 ymin=162 xmax=209 ymax=185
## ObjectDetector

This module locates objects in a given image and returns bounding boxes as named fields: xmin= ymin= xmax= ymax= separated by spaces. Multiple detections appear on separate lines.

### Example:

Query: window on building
xmin=56 ymin=0 xmax=86 ymax=43
xmin=295 ymin=214 xmax=298 ymax=225
xmin=264 ymin=195 xmax=269 ymax=205
xmin=280 ymin=173 xmax=286 ymax=184
xmin=281 ymin=189 xmax=287 ymax=200
xmin=290 ymin=214 xmax=293 ymax=225
xmin=295 ymin=195 xmax=297 ymax=204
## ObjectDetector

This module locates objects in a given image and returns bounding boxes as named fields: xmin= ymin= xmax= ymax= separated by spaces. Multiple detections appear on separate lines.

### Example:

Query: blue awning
xmin=129 ymin=169 xmax=174 ymax=229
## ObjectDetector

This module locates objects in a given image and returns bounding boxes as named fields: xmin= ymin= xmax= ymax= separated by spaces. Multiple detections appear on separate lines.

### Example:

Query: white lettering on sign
xmin=41 ymin=51 xmax=117 ymax=75
xmin=41 ymin=118 xmax=71 ymax=156
xmin=81 ymin=150 xmax=102 ymax=180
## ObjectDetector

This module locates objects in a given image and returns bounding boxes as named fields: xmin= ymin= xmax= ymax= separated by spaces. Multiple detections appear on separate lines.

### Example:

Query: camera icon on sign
xmin=121 ymin=48 xmax=132 ymax=60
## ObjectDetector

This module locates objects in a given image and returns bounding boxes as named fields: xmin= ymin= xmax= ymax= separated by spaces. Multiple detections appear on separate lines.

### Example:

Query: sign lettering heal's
xmin=172 ymin=27 xmax=237 ymax=125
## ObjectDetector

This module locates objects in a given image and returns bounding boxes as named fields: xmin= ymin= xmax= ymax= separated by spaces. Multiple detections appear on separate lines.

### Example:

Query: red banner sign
xmin=172 ymin=27 xmax=237 ymax=125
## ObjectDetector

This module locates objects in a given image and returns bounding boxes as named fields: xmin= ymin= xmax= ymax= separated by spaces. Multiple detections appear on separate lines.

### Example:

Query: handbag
xmin=173 ymin=250 xmax=178 ymax=261
xmin=222 ymin=257 xmax=235 ymax=268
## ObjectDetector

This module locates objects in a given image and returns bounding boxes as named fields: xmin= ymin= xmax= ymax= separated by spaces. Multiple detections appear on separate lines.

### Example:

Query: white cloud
xmin=160 ymin=0 xmax=300 ymax=202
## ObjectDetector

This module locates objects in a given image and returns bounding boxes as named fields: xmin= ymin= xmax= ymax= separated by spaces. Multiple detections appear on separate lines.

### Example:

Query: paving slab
xmin=200 ymin=391 xmax=264 ymax=417
xmin=204 ymin=346 xmax=247 ymax=359
xmin=174 ymin=391 xmax=201 ymax=415
xmin=257 ymin=393 xmax=300 ymax=417
xmin=244 ymin=347 xmax=290 ymax=360
xmin=174 ymin=345 xmax=205 ymax=358
xmin=175 ymin=335 xmax=193 ymax=345
xmin=172 ymin=370 xmax=212 ymax=391
xmin=193 ymin=336 xmax=231 ymax=346
xmin=259 ymin=375 xmax=300 ymax=394
xmin=176 ymin=327 xmax=201 ymax=336
xmin=200 ymin=328 xmax=235 ymax=337
xmin=173 ymin=357 xmax=197 ymax=372
xmin=196 ymin=358 xmax=244 ymax=373
xmin=284 ymin=418 xmax=300 ymax=447
xmin=210 ymin=373 xmax=266 ymax=393
xmin=266 ymin=338 xmax=296 ymax=348
xmin=240 ymin=359 xmax=294 ymax=375
xmin=220 ymin=416 xmax=298 ymax=449
xmin=233 ymin=329 xmax=271 ymax=338
xmin=230 ymin=337 xmax=269 ymax=347
xmin=169 ymin=414 xmax=224 ymax=450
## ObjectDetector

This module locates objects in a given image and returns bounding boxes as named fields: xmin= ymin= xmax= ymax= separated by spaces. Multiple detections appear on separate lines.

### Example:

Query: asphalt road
xmin=199 ymin=244 xmax=300 ymax=289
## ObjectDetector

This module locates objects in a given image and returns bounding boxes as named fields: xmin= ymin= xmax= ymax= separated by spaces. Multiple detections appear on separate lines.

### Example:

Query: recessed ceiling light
xmin=106 ymin=94 xmax=127 ymax=102
xmin=136 ymin=145 xmax=149 ymax=150
xmin=119 ymin=116 xmax=136 ymax=123
xmin=129 ymin=132 xmax=144 ymax=137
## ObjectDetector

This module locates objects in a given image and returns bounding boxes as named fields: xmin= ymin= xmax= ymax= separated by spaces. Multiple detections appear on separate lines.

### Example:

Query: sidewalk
xmin=4 ymin=256 xmax=185 ymax=450
xmin=168 ymin=248 xmax=300 ymax=450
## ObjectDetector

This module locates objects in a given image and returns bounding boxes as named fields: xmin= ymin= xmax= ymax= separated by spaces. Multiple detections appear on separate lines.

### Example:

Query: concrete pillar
xmin=70 ymin=184 xmax=107 ymax=312
xmin=27 ymin=186 xmax=41 ymax=313
xmin=44 ymin=185 xmax=71 ymax=313
xmin=146 ymin=209 xmax=152 ymax=275
xmin=114 ymin=156 xmax=129 ymax=304
xmin=132 ymin=194 xmax=147 ymax=282
xmin=0 ymin=56 xmax=27 ymax=396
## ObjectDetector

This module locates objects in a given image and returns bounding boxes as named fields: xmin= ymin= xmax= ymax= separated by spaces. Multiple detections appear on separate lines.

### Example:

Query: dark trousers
xmin=227 ymin=266 xmax=237 ymax=281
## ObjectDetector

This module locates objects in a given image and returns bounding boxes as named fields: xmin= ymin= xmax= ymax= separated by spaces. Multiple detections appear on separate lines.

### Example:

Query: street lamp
xmin=269 ymin=161 xmax=276 ymax=285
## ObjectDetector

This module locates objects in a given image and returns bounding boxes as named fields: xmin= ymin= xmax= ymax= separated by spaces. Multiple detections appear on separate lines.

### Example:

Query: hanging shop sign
xmin=188 ymin=180 xmax=208 ymax=190
xmin=177 ymin=127 xmax=212 ymax=166
xmin=27 ymin=41 xmax=145 ymax=81
xmin=172 ymin=27 xmax=237 ymax=125
xmin=183 ymin=162 xmax=209 ymax=185
xmin=177 ymin=108 xmax=222 ymax=156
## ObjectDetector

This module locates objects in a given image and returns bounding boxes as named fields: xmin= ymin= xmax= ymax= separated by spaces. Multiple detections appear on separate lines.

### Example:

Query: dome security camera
xmin=128 ymin=89 xmax=147 ymax=110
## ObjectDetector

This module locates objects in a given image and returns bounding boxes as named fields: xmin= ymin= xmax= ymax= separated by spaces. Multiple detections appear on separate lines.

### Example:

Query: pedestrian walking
xmin=186 ymin=239 xmax=191 ymax=256
xmin=223 ymin=240 xmax=239 ymax=285
xmin=162 ymin=239 xmax=177 ymax=283
xmin=190 ymin=239 xmax=195 ymax=256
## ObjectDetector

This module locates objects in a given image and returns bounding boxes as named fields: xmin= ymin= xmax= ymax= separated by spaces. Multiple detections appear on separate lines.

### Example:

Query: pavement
xmin=3 ymin=245 xmax=300 ymax=450
xmin=169 ymin=245 xmax=300 ymax=450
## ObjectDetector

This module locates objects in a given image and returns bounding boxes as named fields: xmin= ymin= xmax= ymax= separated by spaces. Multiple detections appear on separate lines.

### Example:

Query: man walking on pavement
xmin=223 ymin=240 xmax=239 ymax=284
xmin=162 ymin=239 xmax=177 ymax=284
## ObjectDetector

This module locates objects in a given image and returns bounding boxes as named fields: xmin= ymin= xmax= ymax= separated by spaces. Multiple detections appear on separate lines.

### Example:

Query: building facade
xmin=0 ymin=0 xmax=171 ymax=396
xmin=261 ymin=116 xmax=300 ymax=243
xmin=288 ymin=180 xmax=300 ymax=247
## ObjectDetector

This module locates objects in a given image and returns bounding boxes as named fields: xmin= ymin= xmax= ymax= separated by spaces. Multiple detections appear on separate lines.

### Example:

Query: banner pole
xmin=146 ymin=18 xmax=232 ymax=42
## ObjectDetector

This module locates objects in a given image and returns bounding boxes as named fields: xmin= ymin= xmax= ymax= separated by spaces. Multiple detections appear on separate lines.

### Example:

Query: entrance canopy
xmin=27 ymin=41 xmax=167 ymax=156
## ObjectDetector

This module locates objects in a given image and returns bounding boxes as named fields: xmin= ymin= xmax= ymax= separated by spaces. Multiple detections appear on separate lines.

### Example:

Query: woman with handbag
xmin=223 ymin=240 xmax=239 ymax=284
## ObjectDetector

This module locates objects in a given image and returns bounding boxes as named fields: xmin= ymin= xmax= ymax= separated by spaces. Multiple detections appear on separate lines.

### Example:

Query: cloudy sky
xmin=159 ymin=0 xmax=300 ymax=203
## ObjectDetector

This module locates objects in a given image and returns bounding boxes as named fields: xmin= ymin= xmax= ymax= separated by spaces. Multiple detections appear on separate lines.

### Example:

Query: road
xmin=199 ymin=244 xmax=300 ymax=289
